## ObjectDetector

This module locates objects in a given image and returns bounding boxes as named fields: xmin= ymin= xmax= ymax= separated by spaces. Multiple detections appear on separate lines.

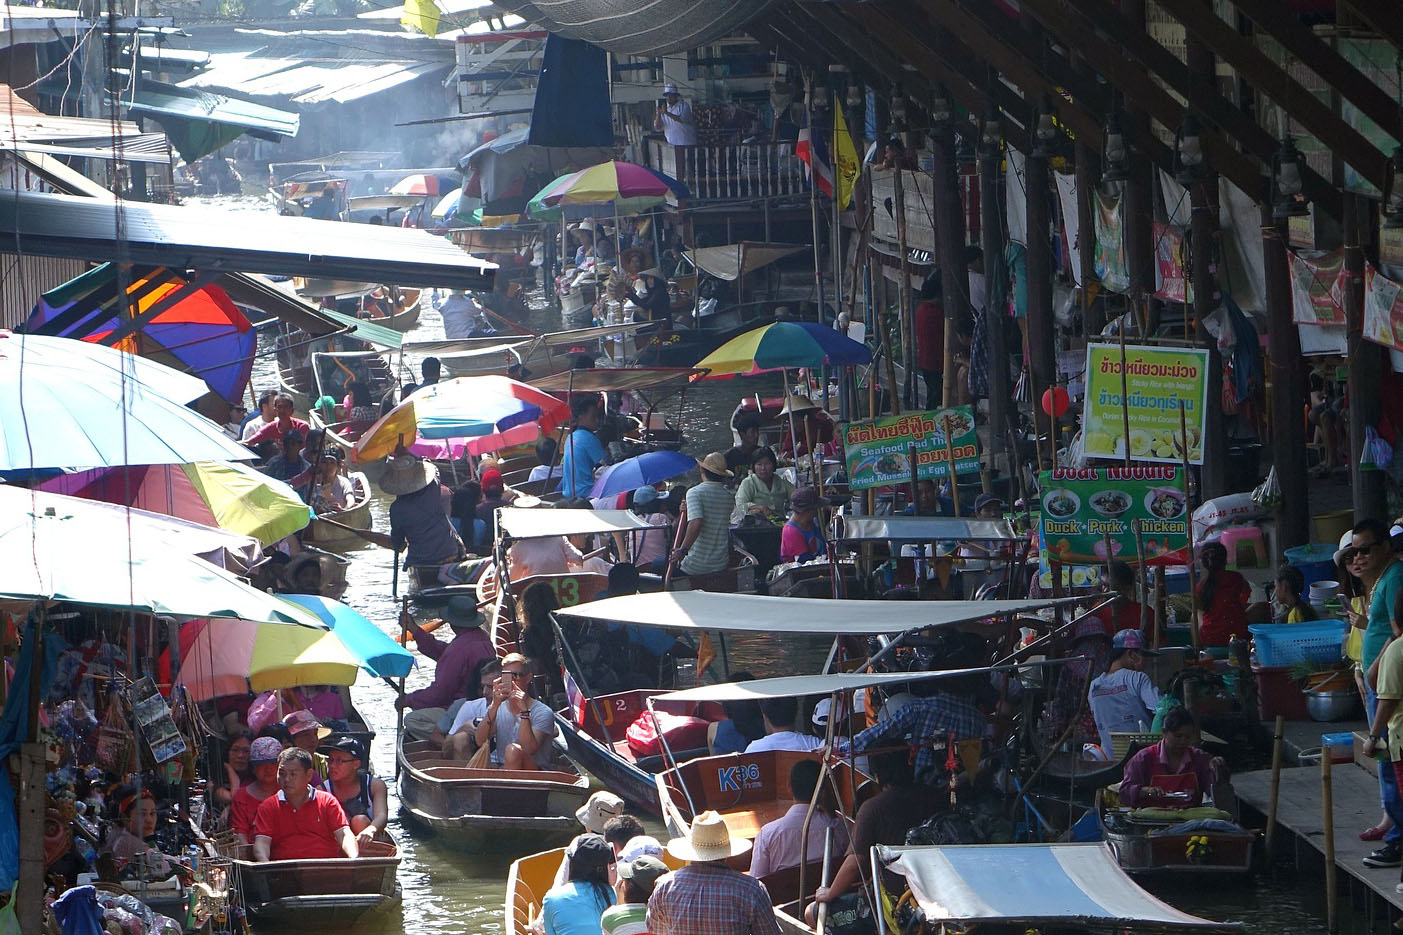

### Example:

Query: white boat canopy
xmin=835 ymin=515 xmax=1018 ymax=542
xmin=874 ymin=843 xmax=1240 ymax=930
xmin=553 ymin=591 xmax=1078 ymax=634
xmin=654 ymin=667 xmax=1035 ymax=703
xmin=496 ymin=507 xmax=655 ymax=539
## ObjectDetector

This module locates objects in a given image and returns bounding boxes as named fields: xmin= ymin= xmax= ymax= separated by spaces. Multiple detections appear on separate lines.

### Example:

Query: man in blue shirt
xmin=559 ymin=395 xmax=607 ymax=498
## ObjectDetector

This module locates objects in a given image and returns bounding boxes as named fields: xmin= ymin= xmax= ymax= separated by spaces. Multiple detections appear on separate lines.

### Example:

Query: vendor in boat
xmin=777 ymin=395 xmax=837 ymax=460
xmin=470 ymin=652 xmax=559 ymax=770
xmin=1088 ymin=629 xmax=1161 ymax=754
xmin=779 ymin=486 xmax=828 ymax=564
xmin=731 ymin=447 xmax=794 ymax=522
xmin=1118 ymin=707 xmax=1227 ymax=809
xmin=398 ymin=600 xmax=494 ymax=737
xmin=252 ymin=747 xmax=358 ymax=861
xmin=322 ymin=736 xmax=388 ymax=846
xmin=359 ymin=454 xmax=466 ymax=571
xmin=476 ymin=468 xmax=515 ymax=524
xmin=628 ymin=268 xmax=673 ymax=325
xmin=211 ymin=730 xmax=253 ymax=811
xmin=1091 ymin=562 xmax=1146 ymax=634
xmin=672 ymin=453 xmax=736 ymax=577
xmin=282 ymin=710 xmax=332 ymax=785
xmin=103 ymin=789 xmax=173 ymax=872
xmin=229 ymin=736 xmax=284 ymax=845
xmin=724 ymin=414 xmax=763 ymax=477
xmin=309 ymin=448 xmax=354 ymax=515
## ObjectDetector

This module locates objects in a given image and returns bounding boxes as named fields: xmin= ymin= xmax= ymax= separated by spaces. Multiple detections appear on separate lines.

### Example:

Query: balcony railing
xmin=648 ymin=139 xmax=807 ymax=202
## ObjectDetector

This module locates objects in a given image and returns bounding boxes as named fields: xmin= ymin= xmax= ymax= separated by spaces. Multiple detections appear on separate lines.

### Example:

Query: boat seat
xmin=715 ymin=801 xmax=791 ymax=841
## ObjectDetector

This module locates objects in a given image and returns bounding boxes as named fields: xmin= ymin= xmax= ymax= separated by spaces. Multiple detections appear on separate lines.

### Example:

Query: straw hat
xmin=380 ymin=455 xmax=437 ymax=496
xmin=574 ymin=790 xmax=625 ymax=833
xmin=638 ymin=267 xmax=666 ymax=280
xmin=779 ymin=394 xmax=820 ymax=415
xmin=695 ymin=452 xmax=733 ymax=478
xmin=666 ymin=810 xmax=751 ymax=862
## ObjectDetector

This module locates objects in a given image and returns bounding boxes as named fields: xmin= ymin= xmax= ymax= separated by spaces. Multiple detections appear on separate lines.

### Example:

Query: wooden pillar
xmin=1076 ymin=140 xmax=1103 ymax=336
xmin=1344 ymin=192 xmax=1386 ymax=520
xmin=1121 ymin=0 xmax=1156 ymax=337
xmin=932 ymin=122 xmax=969 ymax=407
xmin=1189 ymin=181 xmax=1229 ymax=498
xmin=1025 ymin=144 xmax=1055 ymax=463
xmin=980 ymin=144 xmax=1011 ymax=473
xmin=893 ymin=167 xmax=915 ymax=409
xmin=1263 ymin=207 xmax=1311 ymax=551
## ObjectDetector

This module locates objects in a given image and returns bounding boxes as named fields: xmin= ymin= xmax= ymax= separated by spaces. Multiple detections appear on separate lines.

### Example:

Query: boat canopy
xmin=496 ymin=507 xmax=655 ymax=539
xmin=554 ymin=592 xmax=1077 ymax=634
xmin=348 ymin=194 xmax=426 ymax=212
xmin=531 ymin=367 xmax=705 ymax=393
xmin=318 ymin=310 xmax=403 ymax=349
xmin=835 ymin=515 xmax=1018 ymax=542
xmin=430 ymin=340 xmax=533 ymax=361
xmin=533 ymin=322 xmax=650 ymax=349
xmin=874 ymin=843 xmax=1240 ymax=930
xmin=687 ymin=242 xmax=807 ymax=281
xmin=655 ymin=667 xmax=1028 ymax=703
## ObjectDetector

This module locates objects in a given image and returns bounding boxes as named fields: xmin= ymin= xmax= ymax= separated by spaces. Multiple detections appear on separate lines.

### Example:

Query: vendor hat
xmin=666 ymin=810 xmax=751 ymax=862
xmin=633 ymin=485 xmax=660 ymax=508
xmin=282 ymin=710 xmax=332 ymax=740
xmin=778 ymin=394 xmax=819 ymax=415
xmin=663 ymin=83 xmax=679 ymax=95
xmin=973 ymin=493 xmax=1006 ymax=513
xmin=696 ymin=451 xmax=733 ymax=478
xmin=380 ymin=454 xmax=437 ymax=496
xmin=1111 ymin=629 xmax=1158 ymax=655
xmin=250 ymin=736 xmax=283 ymax=764
xmin=790 ymin=486 xmax=819 ymax=511
xmin=575 ymin=790 xmax=625 ymax=833
xmin=618 ymin=854 xmax=669 ymax=893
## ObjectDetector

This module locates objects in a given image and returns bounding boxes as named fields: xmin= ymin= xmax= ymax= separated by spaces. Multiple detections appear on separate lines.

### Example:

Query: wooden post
xmin=1180 ymin=401 xmax=1202 ymax=651
xmin=1188 ymin=176 xmax=1228 ymax=499
xmin=1322 ymin=751 xmax=1337 ymax=933
xmin=932 ymin=122 xmax=968 ymax=408
xmin=943 ymin=417 xmax=962 ymax=517
xmin=1262 ymin=208 xmax=1310 ymax=552
xmin=1134 ymin=519 xmax=1149 ymax=632
xmin=1153 ymin=566 xmax=1167 ymax=649
xmin=1025 ymin=139 xmax=1055 ymax=467
xmin=979 ymin=141 xmax=1011 ymax=477
xmin=1343 ymin=192 xmax=1387 ymax=522
xmin=893 ymin=166 xmax=915 ymax=408
xmin=1075 ymin=134 xmax=1103 ymax=336
xmin=908 ymin=444 xmax=918 ymax=514
xmin=17 ymin=743 xmax=44 ymax=934
xmin=1264 ymin=714 xmax=1285 ymax=859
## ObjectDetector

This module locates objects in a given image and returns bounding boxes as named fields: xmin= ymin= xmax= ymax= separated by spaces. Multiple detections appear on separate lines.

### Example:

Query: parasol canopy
xmin=279 ymin=593 xmax=414 ymax=679
xmin=389 ymin=173 xmax=442 ymax=196
xmin=694 ymin=321 xmax=871 ymax=379
xmin=530 ymin=160 xmax=688 ymax=216
xmin=432 ymin=186 xmax=464 ymax=219
xmin=176 ymin=615 xmax=360 ymax=700
xmin=37 ymin=461 xmax=312 ymax=547
xmin=590 ymin=450 xmax=695 ymax=498
xmin=354 ymin=375 xmax=570 ymax=463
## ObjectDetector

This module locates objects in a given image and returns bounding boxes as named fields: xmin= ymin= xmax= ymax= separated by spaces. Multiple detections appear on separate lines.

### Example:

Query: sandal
xmin=1362 ymin=826 xmax=1389 ymax=841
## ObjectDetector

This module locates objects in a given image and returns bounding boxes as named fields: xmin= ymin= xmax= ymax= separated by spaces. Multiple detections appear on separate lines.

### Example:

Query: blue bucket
xmin=1285 ymin=542 xmax=1339 ymax=590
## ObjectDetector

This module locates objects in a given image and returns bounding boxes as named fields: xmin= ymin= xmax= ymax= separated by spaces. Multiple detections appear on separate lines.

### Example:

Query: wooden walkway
xmin=1237 ymin=762 xmax=1403 ymax=923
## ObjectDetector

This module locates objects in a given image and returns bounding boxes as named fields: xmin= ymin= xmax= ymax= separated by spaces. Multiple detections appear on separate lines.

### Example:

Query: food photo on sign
xmin=1080 ymin=343 xmax=1209 ymax=464
xmin=841 ymin=407 xmax=980 ymax=491
xmin=1038 ymin=466 xmax=1190 ymax=566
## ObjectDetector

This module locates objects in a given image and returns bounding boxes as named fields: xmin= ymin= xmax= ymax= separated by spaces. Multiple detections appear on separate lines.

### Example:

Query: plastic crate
xmin=1249 ymin=620 xmax=1348 ymax=667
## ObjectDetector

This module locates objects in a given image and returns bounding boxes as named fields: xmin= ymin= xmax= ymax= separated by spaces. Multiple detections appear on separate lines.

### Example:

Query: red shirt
xmin=252 ymin=787 xmax=349 ymax=860
xmin=1092 ymin=599 xmax=1146 ymax=636
xmin=229 ymin=784 xmax=270 ymax=840
xmin=915 ymin=299 xmax=945 ymax=371
xmin=245 ymin=417 xmax=311 ymax=448
xmin=1198 ymin=570 xmax=1252 ymax=647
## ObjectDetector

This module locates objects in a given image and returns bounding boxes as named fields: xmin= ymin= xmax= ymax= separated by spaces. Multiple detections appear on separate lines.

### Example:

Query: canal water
xmin=234 ymin=218 xmax=1338 ymax=933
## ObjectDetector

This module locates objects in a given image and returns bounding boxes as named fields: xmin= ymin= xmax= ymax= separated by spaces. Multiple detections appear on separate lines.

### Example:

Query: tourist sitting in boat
xmin=517 ymin=582 xmax=570 ymax=699
xmin=1196 ymin=541 xmax=1252 ymax=647
xmin=241 ymin=390 xmax=276 ymax=441
xmin=955 ymin=494 xmax=1012 ymax=570
xmin=1090 ymin=562 xmax=1146 ymax=634
xmin=541 ymin=834 xmax=616 ymax=935
xmin=568 ymin=529 xmax=614 ymax=576
xmin=211 ymin=730 xmax=252 ymax=811
xmin=470 ymin=652 xmax=558 ymax=770
xmin=397 ymin=601 xmax=494 ymax=738
xmin=245 ymin=394 xmax=311 ymax=449
xmin=560 ymin=395 xmax=610 ymax=498
xmin=552 ymin=792 xmax=627 ymax=887
xmin=508 ymin=512 xmax=586 ymax=582
xmin=608 ymin=815 xmax=663 ymax=866
xmin=724 ymin=414 xmax=763 ymax=477
xmin=322 ymin=735 xmax=388 ymax=845
xmin=672 ymin=453 xmax=735 ymax=577
xmin=103 ymin=789 xmax=173 ymax=872
xmin=343 ymin=380 xmax=379 ymax=424
xmin=449 ymin=481 xmax=490 ymax=553
xmin=745 ymin=697 xmax=825 ymax=753
xmin=441 ymin=658 xmax=503 ymax=756
xmin=1118 ymin=707 xmax=1227 ymax=809
xmin=309 ymin=449 xmax=354 ymax=515
xmin=359 ymin=454 xmax=466 ymax=571
xmin=708 ymin=671 xmax=765 ymax=754
xmin=282 ymin=710 xmax=332 ymax=785
xmin=648 ymin=810 xmax=780 ymax=935
xmin=630 ymin=486 xmax=672 ymax=574
xmin=731 ymin=447 xmax=794 ymax=523
xmin=262 ymin=429 xmax=312 ymax=483
xmin=476 ymin=468 xmax=515 ymax=526
xmin=252 ymin=747 xmax=359 ymax=861
xmin=749 ymin=759 xmax=850 ymax=878
xmin=529 ymin=438 xmax=562 ymax=485
xmin=1088 ymin=629 xmax=1161 ymax=753
xmin=604 ymin=855 xmax=669 ymax=935
xmin=780 ymin=486 xmax=828 ymax=564
xmin=838 ymin=661 xmax=989 ymax=781
xmin=229 ymin=736 xmax=283 ymax=845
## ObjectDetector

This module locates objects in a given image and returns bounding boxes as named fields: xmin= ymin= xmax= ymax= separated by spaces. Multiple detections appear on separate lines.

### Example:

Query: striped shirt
xmin=647 ymin=864 xmax=781 ymax=935
xmin=601 ymin=903 xmax=649 ymax=935
xmin=842 ymin=693 xmax=987 ymax=779
xmin=680 ymin=482 xmax=734 ymax=576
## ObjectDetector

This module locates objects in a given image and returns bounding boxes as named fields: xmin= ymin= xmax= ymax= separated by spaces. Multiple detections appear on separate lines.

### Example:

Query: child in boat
xmin=1118 ymin=707 xmax=1227 ymax=809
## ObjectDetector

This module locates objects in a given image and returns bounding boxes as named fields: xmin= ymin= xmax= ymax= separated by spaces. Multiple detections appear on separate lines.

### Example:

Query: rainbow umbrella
xmin=279 ymin=593 xmax=414 ymax=679
xmin=390 ymin=173 xmax=441 ymax=196
xmin=534 ymin=160 xmax=689 ymax=215
xmin=354 ymin=375 xmax=570 ymax=463
xmin=37 ymin=461 xmax=312 ymax=546
xmin=176 ymin=615 xmax=362 ymax=701
xmin=695 ymin=321 xmax=871 ymax=379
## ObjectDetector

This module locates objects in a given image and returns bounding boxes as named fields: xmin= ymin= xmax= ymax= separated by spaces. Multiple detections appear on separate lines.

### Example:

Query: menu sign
xmin=842 ymin=407 xmax=980 ymax=491
xmin=1039 ymin=466 xmax=1189 ymax=566
xmin=1082 ymin=343 xmax=1209 ymax=465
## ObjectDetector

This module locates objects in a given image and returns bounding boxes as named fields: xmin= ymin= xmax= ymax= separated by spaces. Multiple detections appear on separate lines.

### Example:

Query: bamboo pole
xmin=1153 ymin=567 xmax=1167 ymax=650
xmin=1264 ymin=714 xmax=1285 ymax=860
xmin=394 ymin=596 xmax=410 ymax=779
xmin=943 ymin=415 xmax=962 ymax=517
xmin=1180 ymin=401 xmax=1201 ymax=652
xmin=1134 ymin=519 xmax=1148 ymax=633
xmin=1322 ymin=751 xmax=1337 ymax=933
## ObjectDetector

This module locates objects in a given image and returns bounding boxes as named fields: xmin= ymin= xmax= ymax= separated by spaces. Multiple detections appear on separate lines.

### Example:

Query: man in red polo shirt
xmin=251 ymin=747 xmax=358 ymax=861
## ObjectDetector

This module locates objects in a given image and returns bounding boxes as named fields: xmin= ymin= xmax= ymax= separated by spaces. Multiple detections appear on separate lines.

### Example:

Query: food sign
xmin=842 ymin=407 xmax=979 ymax=491
xmin=1038 ymin=466 xmax=1189 ymax=566
xmin=1082 ymin=343 xmax=1209 ymax=465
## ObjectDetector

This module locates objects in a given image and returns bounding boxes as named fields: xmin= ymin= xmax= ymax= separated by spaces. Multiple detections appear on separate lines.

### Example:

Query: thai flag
xmin=797 ymin=121 xmax=835 ymax=199
xmin=564 ymin=667 xmax=584 ymax=720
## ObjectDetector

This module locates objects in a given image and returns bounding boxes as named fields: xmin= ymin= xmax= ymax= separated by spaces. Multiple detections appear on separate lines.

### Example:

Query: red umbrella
xmin=390 ymin=173 xmax=440 ymax=197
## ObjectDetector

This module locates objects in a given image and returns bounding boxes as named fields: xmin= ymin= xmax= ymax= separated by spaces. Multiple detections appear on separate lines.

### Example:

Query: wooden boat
xmin=231 ymin=832 xmax=401 ymax=925
xmin=410 ymin=321 xmax=651 ymax=380
xmin=1096 ymin=789 xmax=1254 ymax=875
xmin=303 ymin=471 xmax=373 ymax=550
xmin=506 ymin=846 xmax=685 ymax=935
xmin=383 ymin=289 xmax=422 ymax=332
xmin=396 ymin=736 xmax=590 ymax=851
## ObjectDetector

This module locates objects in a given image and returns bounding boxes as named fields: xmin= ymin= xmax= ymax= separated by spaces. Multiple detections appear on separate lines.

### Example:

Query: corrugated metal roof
xmin=127 ymin=81 xmax=299 ymax=138
xmin=0 ymin=190 xmax=496 ymax=290
xmin=179 ymin=53 xmax=447 ymax=105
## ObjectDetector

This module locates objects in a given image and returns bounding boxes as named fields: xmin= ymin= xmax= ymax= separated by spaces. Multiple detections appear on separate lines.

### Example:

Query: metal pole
xmin=1265 ymin=714 xmax=1285 ymax=859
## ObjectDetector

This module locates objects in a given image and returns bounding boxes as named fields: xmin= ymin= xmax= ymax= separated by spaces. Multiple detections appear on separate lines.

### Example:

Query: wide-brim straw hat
xmin=779 ymin=394 xmax=820 ymax=415
xmin=574 ymin=790 xmax=625 ymax=833
xmin=666 ymin=810 xmax=751 ymax=862
xmin=380 ymin=455 xmax=437 ymax=495
xmin=638 ymin=267 xmax=666 ymax=280
xmin=695 ymin=452 xmax=733 ymax=478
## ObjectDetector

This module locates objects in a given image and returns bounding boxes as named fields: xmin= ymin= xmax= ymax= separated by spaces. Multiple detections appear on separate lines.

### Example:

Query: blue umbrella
xmin=279 ymin=593 xmax=414 ymax=679
xmin=590 ymin=450 xmax=697 ymax=499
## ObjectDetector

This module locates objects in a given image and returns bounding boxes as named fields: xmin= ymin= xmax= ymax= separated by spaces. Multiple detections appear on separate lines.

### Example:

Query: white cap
xmin=618 ymin=835 xmax=664 ymax=863
xmin=812 ymin=697 xmax=836 ymax=727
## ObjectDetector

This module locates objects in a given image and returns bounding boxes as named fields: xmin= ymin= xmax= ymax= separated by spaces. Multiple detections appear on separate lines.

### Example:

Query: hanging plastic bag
xmin=1251 ymin=465 xmax=1282 ymax=510
xmin=1362 ymin=427 xmax=1393 ymax=472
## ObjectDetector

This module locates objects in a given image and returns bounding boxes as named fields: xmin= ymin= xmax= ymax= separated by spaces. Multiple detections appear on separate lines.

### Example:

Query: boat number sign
xmin=717 ymin=762 xmax=762 ymax=793
xmin=841 ymin=407 xmax=980 ymax=490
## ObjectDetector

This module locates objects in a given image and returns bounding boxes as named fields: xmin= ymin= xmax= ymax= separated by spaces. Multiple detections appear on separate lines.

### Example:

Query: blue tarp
xmin=0 ymin=621 xmax=67 ymax=889
xmin=528 ymin=35 xmax=612 ymax=148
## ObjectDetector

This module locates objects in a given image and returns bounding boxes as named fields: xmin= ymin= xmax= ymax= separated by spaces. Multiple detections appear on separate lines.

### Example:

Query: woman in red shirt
xmin=1196 ymin=541 xmax=1252 ymax=646
xmin=1092 ymin=562 xmax=1146 ymax=635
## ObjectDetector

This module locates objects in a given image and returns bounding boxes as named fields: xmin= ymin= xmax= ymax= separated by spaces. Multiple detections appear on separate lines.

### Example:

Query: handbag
xmin=94 ymin=695 xmax=133 ymax=774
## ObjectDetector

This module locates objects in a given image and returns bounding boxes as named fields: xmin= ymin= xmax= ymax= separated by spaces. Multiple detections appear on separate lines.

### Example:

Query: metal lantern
xmin=810 ymin=83 xmax=829 ymax=110
xmin=1174 ymin=113 xmax=1208 ymax=186
xmin=931 ymin=85 xmax=952 ymax=126
xmin=1271 ymin=136 xmax=1309 ymax=221
xmin=979 ymin=107 xmax=1002 ymax=158
xmin=1032 ymin=110 xmax=1057 ymax=159
xmin=1102 ymin=112 xmax=1129 ymax=183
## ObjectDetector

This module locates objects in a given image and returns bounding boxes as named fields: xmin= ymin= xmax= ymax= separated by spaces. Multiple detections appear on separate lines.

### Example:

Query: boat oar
xmin=395 ymin=596 xmax=410 ymax=779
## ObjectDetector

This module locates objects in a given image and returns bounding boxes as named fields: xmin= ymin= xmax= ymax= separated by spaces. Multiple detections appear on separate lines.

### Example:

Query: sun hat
xmin=319 ymin=735 xmax=365 ymax=761
xmin=574 ymin=790 xmax=625 ymax=833
xmin=1111 ymin=629 xmax=1158 ymax=654
xmin=973 ymin=493 xmax=1006 ymax=513
xmin=778 ymin=394 xmax=819 ymax=415
xmin=282 ymin=710 xmax=332 ymax=740
xmin=665 ymin=810 xmax=751 ymax=862
xmin=250 ymin=736 xmax=283 ymax=764
xmin=380 ymin=454 xmax=437 ymax=496
xmin=696 ymin=452 xmax=733 ymax=478
xmin=663 ymin=83 xmax=679 ymax=95
xmin=633 ymin=485 xmax=660 ymax=508
xmin=790 ymin=486 xmax=819 ymax=512
xmin=618 ymin=854 xmax=669 ymax=893
xmin=618 ymin=834 xmax=664 ymax=863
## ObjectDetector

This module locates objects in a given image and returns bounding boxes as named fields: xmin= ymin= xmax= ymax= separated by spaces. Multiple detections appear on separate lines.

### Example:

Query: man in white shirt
xmin=438 ymin=290 xmax=483 ymax=340
xmin=745 ymin=697 xmax=825 ymax=753
xmin=654 ymin=83 xmax=697 ymax=147
xmin=1087 ymin=629 xmax=1161 ymax=752
xmin=443 ymin=659 xmax=503 ymax=759
xmin=240 ymin=391 xmax=276 ymax=442
xmin=749 ymin=759 xmax=849 ymax=877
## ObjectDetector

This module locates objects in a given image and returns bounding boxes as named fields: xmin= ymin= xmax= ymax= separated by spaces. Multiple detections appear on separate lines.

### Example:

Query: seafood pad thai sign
xmin=1039 ymin=466 xmax=1189 ymax=565
xmin=1083 ymin=343 xmax=1209 ymax=465
xmin=842 ymin=407 xmax=979 ymax=491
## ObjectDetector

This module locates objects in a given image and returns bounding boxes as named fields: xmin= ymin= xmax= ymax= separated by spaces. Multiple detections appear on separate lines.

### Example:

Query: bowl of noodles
xmin=1144 ymin=486 xmax=1187 ymax=519
xmin=1088 ymin=489 xmax=1132 ymax=518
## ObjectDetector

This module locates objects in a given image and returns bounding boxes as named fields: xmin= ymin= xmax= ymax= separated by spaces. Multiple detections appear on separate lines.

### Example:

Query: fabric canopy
xmin=490 ymin=0 xmax=775 ymax=55
xmin=555 ymin=592 xmax=1079 ymax=633
xmin=688 ymin=243 xmax=807 ymax=282
xmin=497 ymin=507 xmax=654 ymax=539
xmin=279 ymin=593 xmax=414 ymax=679
xmin=695 ymin=321 xmax=871 ymax=379
xmin=836 ymin=516 xmax=1018 ymax=542
xmin=177 ymin=616 xmax=360 ymax=700
xmin=528 ymin=35 xmax=613 ymax=148
xmin=531 ymin=367 xmax=702 ymax=393
xmin=657 ymin=668 xmax=1019 ymax=703
xmin=877 ymin=844 xmax=1238 ymax=929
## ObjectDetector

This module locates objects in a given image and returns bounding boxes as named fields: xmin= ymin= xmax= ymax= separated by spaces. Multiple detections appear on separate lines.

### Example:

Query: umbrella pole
xmin=395 ymin=596 xmax=410 ymax=779
xmin=782 ymin=369 xmax=801 ymax=474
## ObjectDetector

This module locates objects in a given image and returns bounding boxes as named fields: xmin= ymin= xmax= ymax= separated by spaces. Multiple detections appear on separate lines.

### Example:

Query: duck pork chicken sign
xmin=1039 ymin=466 xmax=1190 ymax=566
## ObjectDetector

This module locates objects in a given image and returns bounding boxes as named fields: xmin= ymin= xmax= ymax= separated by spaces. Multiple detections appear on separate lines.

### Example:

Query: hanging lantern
xmin=1271 ymin=136 xmax=1309 ymax=222
xmin=931 ymin=85 xmax=952 ymax=126
xmin=1174 ymin=113 xmax=1208 ymax=186
xmin=1102 ymin=111 xmax=1129 ymax=184
xmin=890 ymin=85 xmax=908 ymax=130
xmin=1042 ymin=386 xmax=1071 ymax=418
xmin=979 ymin=106 xmax=1002 ymax=158
xmin=1032 ymin=108 xmax=1058 ymax=160
xmin=810 ymin=83 xmax=829 ymax=110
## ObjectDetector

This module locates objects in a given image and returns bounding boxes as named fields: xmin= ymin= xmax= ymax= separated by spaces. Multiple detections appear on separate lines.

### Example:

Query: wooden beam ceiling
xmin=1340 ymin=0 xmax=1403 ymax=55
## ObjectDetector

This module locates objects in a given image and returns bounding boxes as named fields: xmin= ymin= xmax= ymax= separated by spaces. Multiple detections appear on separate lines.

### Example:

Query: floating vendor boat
xmin=231 ymin=833 xmax=402 ymax=926
xmin=404 ymin=321 xmax=652 ymax=381
xmin=1096 ymin=789 xmax=1255 ymax=876
xmin=396 ymin=736 xmax=591 ymax=851
xmin=302 ymin=471 xmax=373 ymax=550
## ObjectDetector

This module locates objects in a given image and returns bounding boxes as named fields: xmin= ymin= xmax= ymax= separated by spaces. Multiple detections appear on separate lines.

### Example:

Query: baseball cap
xmin=617 ymin=834 xmax=664 ymax=863
xmin=1111 ymin=629 xmax=1158 ymax=654
xmin=633 ymin=485 xmax=660 ymax=508
xmin=250 ymin=736 xmax=283 ymax=764
xmin=481 ymin=468 xmax=504 ymax=490
xmin=812 ymin=697 xmax=834 ymax=728
xmin=618 ymin=854 xmax=669 ymax=892
xmin=282 ymin=710 xmax=331 ymax=739
xmin=790 ymin=486 xmax=819 ymax=511
xmin=973 ymin=493 xmax=1006 ymax=513
xmin=319 ymin=735 xmax=365 ymax=761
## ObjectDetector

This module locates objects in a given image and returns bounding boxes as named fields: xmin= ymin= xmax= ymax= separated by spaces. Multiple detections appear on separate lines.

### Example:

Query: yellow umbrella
xmin=176 ymin=616 xmax=361 ymax=701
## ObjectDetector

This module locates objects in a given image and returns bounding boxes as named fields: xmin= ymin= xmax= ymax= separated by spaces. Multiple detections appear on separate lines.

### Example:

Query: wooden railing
xmin=647 ymin=139 xmax=807 ymax=202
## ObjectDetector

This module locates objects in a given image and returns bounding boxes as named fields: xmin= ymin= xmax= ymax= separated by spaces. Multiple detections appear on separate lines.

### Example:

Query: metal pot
xmin=1305 ymin=689 xmax=1358 ymax=722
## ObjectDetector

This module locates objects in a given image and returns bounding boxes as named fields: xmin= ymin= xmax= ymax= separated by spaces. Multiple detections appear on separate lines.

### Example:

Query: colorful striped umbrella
xmin=279 ymin=594 xmax=414 ymax=679
xmin=176 ymin=615 xmax=361 ymax=701
xmin=694 ymin=321 xmax=871 ymax=379
xmin=37 ymin=461 xmax=312 ymax=546
xmin=532 ymin=160 xmax=689 ymax=215
xmin=354 ymin=375 xmax=570 ymax=463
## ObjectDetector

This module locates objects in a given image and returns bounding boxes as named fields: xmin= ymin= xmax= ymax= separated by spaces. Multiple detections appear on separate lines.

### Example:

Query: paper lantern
xmin=1042 ymin=386 xmax=1070 ymax=418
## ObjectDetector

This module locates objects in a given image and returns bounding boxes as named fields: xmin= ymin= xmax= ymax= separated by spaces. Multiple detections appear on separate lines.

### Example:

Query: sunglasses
xmin=501 ymin=670 xmax=529 ymax=679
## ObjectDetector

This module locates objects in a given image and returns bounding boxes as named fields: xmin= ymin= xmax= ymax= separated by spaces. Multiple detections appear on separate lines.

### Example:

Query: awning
xmin=489 ymin=0 xmax=775 ymax=55
xmin=836 ymin=516 xmax=1019 ymax=542
xmin=349 ymin=194 xmax=425 ymax=212
xmin=8 ymin=134 xmax=172 ymax=164
xmin=531 ymin=367 xmax=704 ymax=393
xmin=497 ymin=507 xmax=654 ymax=539
xmin=689 ymin=242 xmax=807 ymax=282
xmin=0 ymin=190 xmax=497 ymax=290
xmin=319 ymin=309 xmax=403 ymax=350
xmin=656 ymin=665 xmax=1075 ymax=703
xmin=9 ymin=150 xmax=115 ymax=199
xmin=875 ymin=844 xmax=1240 ymax=929
xmin=125 ymin=81 xmax=299 ymax=163
xmin=555 ymin=592 xmax=1080 ymax=633
xmin=216 ymin=273 xmax=343 ymax=337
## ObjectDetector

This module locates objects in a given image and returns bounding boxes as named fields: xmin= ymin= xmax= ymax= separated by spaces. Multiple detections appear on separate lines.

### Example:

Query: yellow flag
xmin=833 ymin=102 xmax=860 ymax=211
xmin=400 ymin=0 xmax=440 ymax=36
xmin=696 ymin=632 xmax=716 ymax=681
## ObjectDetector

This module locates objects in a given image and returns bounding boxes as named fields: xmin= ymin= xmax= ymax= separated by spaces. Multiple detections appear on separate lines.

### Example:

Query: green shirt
xmin=732 ymin=472 xmax=795 ymax=520
xmin=600 ymin=902 xmax=648 ymax=935
xmin=681 ymin=481 xmax=735 ymax=576
xmin=1362 ymin=561 xmax=1403 ymax=672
